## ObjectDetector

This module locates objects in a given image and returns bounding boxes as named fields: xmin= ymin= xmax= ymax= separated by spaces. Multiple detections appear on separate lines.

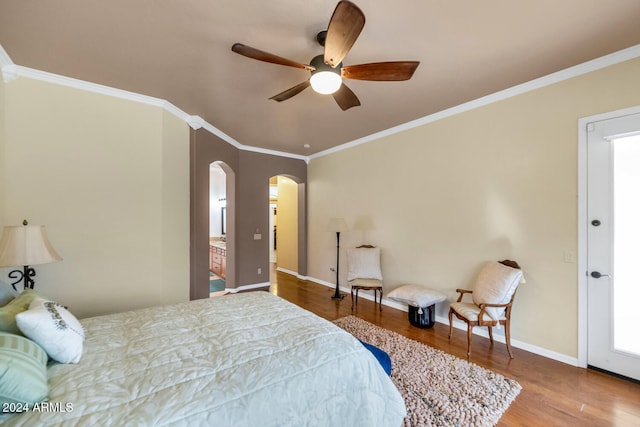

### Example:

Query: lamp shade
xmin=310 ymin=71 xmax=342 ymax=95
xmin=0 ymin=225 xmax=63 ymax=267
xmin=326 ymin=218 xmax=348 ymax=233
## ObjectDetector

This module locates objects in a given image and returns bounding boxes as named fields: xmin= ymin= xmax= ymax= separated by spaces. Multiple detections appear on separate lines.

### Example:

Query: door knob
xmin=590 ymin=271 xmax=611 ymax=279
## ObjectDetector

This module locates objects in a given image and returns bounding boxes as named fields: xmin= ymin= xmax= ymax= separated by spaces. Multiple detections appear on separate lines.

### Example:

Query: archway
xmin=208 ymin=161 xmax=235 ymax=295
xmin=268 ymin=174 xmax=306 ymax=285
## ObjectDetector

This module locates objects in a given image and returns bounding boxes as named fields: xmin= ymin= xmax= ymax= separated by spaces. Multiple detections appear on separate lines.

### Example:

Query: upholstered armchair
xmin=347 ymin=245 xmax=383 ymax=311
xmin=448 ymin=260 xmax=524 ymax=358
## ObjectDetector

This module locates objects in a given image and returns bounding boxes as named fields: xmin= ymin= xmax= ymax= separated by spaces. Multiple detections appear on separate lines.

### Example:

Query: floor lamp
xmin=326 ymin=218 xmax=348 ymax=300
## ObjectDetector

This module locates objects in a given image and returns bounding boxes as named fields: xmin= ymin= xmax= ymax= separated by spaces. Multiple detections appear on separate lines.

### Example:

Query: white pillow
xmin=15 ymin=297 xmax=84 ymax=364
xmin=387 ymin=284 xmax=447 ymax=307
xmin=472 ymin=262 xmax=523 ymax=321
xmin=347 ymin=247 xmax=383 ymax=281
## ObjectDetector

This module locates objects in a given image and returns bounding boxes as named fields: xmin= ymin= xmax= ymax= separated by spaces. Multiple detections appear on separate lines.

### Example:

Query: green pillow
xmin=0 ymin=289 xmax=40 ymax=335
xmin=0 ymin=332 xmax=48 ymax=407
xmin=0 ymin=280 xmax=18 ymax=306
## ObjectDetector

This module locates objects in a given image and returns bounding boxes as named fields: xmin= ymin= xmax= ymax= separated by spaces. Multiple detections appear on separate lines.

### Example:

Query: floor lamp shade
xmin=326 ymin=218 xmax=348 ymax=233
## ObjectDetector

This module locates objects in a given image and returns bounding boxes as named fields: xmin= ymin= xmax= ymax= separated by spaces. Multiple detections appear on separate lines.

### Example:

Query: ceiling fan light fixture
xmin=309 ymin=54 xmax=342 ymax=95
xmin=310 ymin=71 xmax=342 ymax=94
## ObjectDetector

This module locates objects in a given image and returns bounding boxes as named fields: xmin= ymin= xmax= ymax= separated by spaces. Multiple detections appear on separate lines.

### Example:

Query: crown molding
xmin=0 ymin=45 xmax=17 ymax=83
xmin=0 ymin=44 xmax=308 ymax=163
xmin=2 ymin=42 xmax=638 ymax=163
xmin=0 ymin=44 xmax=12 ymax=68
xmin=309 ymin=43 xmax=640 ymax=161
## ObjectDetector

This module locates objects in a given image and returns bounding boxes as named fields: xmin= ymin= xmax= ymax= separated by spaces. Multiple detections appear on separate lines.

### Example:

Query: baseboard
xmin=276 ymin=266 xmax=298 ymax=277
xmin=306 ymin=275 xmax=579 ymax=367
xmin=444 ymin=315 xmax=579 ymax=366
xmin=228 ymin=282 xmax=271 ymax=293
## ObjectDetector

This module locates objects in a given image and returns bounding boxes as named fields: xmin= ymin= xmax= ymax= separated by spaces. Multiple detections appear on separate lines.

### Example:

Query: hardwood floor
xmin=269 ymin=269 xmax=640 ymax=426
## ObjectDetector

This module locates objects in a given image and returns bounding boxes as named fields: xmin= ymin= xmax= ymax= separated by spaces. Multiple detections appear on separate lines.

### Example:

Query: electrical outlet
xmin=254 ymin=233 xmax=262 ymax=240
xmin=257 ymin=267 xmax=262 ymax=275
xmin=563 ymin=250 xmax=576 ymax=263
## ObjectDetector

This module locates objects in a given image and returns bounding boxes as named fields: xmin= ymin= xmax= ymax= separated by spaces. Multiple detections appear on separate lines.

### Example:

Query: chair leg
xmin=488 ymin=326 xmax=494 ymax=343
xmin=378 ymin=288 xmax=383 ymax=312
xmin=448 ymin=309 xmax=453 ymax=340
xmin=351 ymin=288 xmax=355 ymax=310
xmin=466 ymin=326 xmax=473 ymax=358
xmin=505 ymin=321 xmax=514 ymax=358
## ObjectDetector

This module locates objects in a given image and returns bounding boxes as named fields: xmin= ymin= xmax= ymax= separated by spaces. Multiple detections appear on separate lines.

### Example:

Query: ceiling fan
xmin=231 ymin=0 xmax=420 ymax=111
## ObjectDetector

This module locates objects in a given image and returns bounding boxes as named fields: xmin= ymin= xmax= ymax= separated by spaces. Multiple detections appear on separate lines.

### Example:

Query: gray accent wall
xmin=190 ymin=129 xmax=307 ymax=300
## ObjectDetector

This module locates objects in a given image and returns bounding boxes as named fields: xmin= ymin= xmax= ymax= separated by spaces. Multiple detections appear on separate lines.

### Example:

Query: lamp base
xmin=331 ymin=293 xmax=345 ymax=300
xmin=8 ymin=265 xmax=36 ymax=291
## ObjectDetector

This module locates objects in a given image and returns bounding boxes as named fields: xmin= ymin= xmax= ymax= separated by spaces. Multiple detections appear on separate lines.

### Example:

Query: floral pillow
xmin=16 ymin=297 xmax=84 ymax=364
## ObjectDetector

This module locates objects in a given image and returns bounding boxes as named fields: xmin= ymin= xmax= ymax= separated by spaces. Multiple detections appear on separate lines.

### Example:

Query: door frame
xmin=577 ymin=104 xmax=640 ymax=368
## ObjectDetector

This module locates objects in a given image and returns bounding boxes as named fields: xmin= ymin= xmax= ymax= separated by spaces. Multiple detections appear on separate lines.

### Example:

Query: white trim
xmin=577 ymin=105 xmax=640 ymax=369
xmin=309 ymin=44 xmax=640 ymax=161
xmin=577 ymin=116 xmax=589 ymax=369
xmin=307 ymin=276 xmax=408 ymax=311
xmin=1 ymin=43 xmax=639 ymax=162
xmin=275 ymin=266 xmax=298 ymax=277
xmin=186 ymin=115 xmax=205 ymax=130
xmin=228 ymin=281 xmax=271 ymax=293
xmin=0 ymin=46 xmax=307 ymax=162
xmin=0 ymin=44 xmax=12 ymax=69
xmin=1 ymin=64 xmax=18 ymax=83
xmin=308 ymin=274 xmax=581 ymax=366
xmin=447 ymin=316 xmax=579 ymax=366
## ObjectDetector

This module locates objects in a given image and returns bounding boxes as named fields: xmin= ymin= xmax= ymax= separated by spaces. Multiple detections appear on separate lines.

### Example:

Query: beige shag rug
xmin=333 ymin=316 xmax=521 ymax=427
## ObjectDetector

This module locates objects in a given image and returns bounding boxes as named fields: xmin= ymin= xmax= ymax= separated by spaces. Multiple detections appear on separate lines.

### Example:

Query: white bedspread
xmin=5 ymin=292 xmax=406 ymax=426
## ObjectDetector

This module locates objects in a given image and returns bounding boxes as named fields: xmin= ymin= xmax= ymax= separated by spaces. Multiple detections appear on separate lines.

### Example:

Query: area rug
xmin=209 ymin=278 xmax=225 ymax=293
xmin=333 ymin=316 xmax=521 ymax=427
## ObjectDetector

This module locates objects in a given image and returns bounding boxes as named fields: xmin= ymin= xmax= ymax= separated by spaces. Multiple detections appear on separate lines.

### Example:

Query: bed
xmin=2 ymin=291 xmax=406 ymax=426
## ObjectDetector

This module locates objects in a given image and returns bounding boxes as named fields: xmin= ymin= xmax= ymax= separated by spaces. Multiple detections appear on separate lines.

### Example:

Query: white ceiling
xmin=1 ymin=0 xmax=640 ymax=156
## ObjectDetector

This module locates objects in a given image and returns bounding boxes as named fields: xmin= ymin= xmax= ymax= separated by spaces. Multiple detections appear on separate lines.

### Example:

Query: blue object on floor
xmin=209 ymin=279 xmax=225 ymax=293
xmin=359 ymin=339 xmax=392 ymax=376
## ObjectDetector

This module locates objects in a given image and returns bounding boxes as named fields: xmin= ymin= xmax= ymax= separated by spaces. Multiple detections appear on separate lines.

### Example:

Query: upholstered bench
xmin=388 ymin=284 xmax=447 ymax=328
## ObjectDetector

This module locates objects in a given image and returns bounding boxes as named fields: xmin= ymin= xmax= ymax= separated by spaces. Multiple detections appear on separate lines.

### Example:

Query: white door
xmin=587 ymin=112 xmax=640 ymax=381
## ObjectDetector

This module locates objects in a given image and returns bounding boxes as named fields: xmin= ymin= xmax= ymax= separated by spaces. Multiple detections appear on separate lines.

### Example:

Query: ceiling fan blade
xmin=269 ymin=80 xmax=311 ymax=102
xmin=324 ymin=1 xmax=365 ymax=68
xmin=232 ymin=43 xmax=314 ymax=71
xmin=332 ymin=83 xmax=360 ymax=111
xmin=342 ymin=61 xmax=420 ymax=81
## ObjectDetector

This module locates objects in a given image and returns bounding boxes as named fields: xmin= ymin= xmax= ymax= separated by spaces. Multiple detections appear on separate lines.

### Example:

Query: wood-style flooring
xmin=269 ymin=269 xmax=640 ymax=426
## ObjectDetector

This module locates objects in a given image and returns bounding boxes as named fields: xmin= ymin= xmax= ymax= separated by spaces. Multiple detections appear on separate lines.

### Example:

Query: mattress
xmin=4 ymin=291 xmax=406 ymax=426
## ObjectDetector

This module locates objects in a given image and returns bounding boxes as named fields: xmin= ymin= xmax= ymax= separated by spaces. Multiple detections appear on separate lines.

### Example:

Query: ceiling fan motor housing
xmin=310 ymin=54 xmax=342 ymax=73
xmin=316 ymin=30 xmax=328 ymax=47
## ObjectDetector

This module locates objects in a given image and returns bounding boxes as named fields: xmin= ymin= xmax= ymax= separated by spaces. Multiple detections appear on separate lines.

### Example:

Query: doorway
xmin=209 ymin=162 xmax=231 ymax=296
xmin=269 ymin=175 xmax=299 ymax=284
xmin=583 ymin=110 xmax=640 ymax=381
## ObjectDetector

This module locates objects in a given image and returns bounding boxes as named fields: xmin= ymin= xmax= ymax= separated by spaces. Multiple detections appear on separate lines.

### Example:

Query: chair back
xmin=498 ymin=259 xmax=520 ymax=270
xmin=472 ymin=259 xmax=523 ymax=321
xmin=347 ymin=245 xmax=382 ymax=282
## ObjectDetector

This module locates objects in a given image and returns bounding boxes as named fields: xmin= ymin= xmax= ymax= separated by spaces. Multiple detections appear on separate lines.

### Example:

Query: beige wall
xmin=276 ymin=175 xmax=298 ymax=273
xmin=308 ymin=57 xmax=640 ymax=359
xmin=1 ymin=77 xmax=190 ymax=318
